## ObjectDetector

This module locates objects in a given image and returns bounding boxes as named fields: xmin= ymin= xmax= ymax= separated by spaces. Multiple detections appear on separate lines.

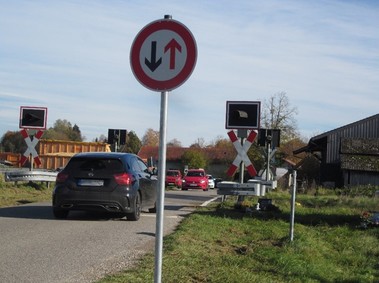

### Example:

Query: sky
xmin=1 ymin=0 xmax=378 ymax=147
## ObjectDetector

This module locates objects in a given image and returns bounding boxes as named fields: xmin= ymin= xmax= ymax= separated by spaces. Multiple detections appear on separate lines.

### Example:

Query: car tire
xmin=127 ymin=193 xmax=141 ymax=221
xmin=53 ymin=208 xmax=69 ymax=219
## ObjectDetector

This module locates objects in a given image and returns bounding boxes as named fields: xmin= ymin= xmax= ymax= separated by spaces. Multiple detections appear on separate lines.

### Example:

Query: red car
xmin=182 ymin=169 xmax=209 ymax=191
xmin=165 ymin=169 xmax=183 ymax=188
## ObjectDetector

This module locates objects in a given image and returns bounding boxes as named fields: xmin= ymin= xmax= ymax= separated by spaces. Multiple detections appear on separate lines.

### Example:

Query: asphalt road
xmin=0 ymin=189 xmax=220 ymax=283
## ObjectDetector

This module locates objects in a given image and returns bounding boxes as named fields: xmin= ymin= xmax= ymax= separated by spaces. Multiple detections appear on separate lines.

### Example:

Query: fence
xmin=38 ymin=139 xmax=111 ymax=170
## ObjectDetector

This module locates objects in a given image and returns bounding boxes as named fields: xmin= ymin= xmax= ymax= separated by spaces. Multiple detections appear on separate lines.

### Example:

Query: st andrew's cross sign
xmin=227 ymin=130 xmax=258 ymax=177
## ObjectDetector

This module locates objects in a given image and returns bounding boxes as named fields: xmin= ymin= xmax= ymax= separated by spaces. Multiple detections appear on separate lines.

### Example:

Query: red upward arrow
xmin=164 ymin=39 xmax=182 ymax=70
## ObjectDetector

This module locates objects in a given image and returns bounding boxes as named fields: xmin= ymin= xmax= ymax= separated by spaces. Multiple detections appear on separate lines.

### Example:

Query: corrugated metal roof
xmin=294 ymin=113 xmax=379 ymax=159
xmin=311 ymin=113 xmax=379 ymax=142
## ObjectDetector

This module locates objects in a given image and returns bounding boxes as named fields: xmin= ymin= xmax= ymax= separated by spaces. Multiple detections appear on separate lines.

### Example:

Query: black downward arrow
xmin=145 ymin=41 xmax=162 ymax=72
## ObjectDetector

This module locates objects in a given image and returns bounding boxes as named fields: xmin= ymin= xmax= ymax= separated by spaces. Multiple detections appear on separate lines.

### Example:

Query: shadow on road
xmin=0 ymin=190 xmax=218 ymax=220
xmin=0 ymin=205 xmax=54 ymax=220
xmin=0 ymin=203 xmax=198 ymax=220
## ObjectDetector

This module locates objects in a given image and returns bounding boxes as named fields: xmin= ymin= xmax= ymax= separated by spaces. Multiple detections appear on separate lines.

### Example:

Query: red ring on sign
xmin=130 ymin=19 xmax=197 ymax=91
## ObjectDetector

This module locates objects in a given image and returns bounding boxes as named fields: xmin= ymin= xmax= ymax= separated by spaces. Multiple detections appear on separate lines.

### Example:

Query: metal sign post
xmin=289 ymin=170 xmax=297 ymax=241
xmin=130 ymin=15 xmax=197 ymax=283
xmin=154 ymin=91 xmax=168 ymax=282
xmin=266 ymin=138 xmax=271 ymax=181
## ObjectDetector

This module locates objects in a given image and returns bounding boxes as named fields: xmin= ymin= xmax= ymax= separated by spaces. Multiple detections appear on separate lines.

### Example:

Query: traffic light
xmin=107 ymin=129 xmax=127 ymax=145
xmin=258 ymin=129 xmax=281 ymax=148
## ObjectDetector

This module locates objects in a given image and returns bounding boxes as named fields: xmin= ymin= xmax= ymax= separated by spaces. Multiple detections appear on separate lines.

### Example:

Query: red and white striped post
xmin=20 ymin=129 xmax=44 ymax=169
xmin=226 ymin=130 xmax=257 ymax=178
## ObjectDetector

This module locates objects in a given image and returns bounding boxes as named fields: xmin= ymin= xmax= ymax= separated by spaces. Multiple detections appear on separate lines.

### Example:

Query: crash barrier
xmin=4 ymin=169 xmax=58 ymax=188
xmin=217 ymin=179 xmax=277 ymax=198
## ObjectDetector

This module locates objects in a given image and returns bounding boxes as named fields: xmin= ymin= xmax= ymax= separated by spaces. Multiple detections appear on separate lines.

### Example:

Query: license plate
xmin=190 ymin=183 xmax=197 ymax=187
xmin=77 ymin=179 xmax=104 ymax=187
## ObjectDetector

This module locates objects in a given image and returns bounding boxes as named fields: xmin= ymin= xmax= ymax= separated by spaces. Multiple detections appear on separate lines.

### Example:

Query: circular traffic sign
xmin=130 ymin=18 xmax=197 ymax=91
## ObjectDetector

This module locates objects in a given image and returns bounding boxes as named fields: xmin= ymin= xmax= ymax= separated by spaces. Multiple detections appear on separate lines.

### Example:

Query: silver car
xmin=206 ymin=174 xmax=215 ymax=189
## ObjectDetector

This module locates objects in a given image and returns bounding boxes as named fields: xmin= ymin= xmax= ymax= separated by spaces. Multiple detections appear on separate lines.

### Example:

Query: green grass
xmin=99 ymin=190 xmax=379 ymax=283
xmin=0 ymin=172 xmax=53 ymax=207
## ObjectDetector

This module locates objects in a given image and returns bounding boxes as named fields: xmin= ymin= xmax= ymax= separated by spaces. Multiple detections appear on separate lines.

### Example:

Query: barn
xmin=294 ymin=114 xmax=379 ymax=187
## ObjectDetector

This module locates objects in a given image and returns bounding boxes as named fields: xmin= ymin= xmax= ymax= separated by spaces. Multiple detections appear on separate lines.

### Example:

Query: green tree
xmin=124 ymin=131 xmax=142 ymax=154
xmin=70 ymin=124 xmax=82 ymax=141
xmin=181 ymin=149 xmax=208 ymax=169
xmin=43 ymin=119 xmax=83 ymax=141
xmin=0 ymin=131 xmax=26 ymax=154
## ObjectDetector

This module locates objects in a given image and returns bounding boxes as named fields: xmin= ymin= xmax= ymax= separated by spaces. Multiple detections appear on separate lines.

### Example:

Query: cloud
xmin=0 ymin=0 xmax=378 ymax=146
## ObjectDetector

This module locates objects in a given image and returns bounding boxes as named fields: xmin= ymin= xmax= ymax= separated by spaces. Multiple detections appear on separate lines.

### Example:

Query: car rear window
xmin=167 ymin=171 xmax=179 ymax=176
xmin=66 ymin=158 xmax=124 ymax=174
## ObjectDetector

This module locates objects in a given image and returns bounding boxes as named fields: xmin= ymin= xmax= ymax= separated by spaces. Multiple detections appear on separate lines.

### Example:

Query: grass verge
xmin=99 ymin=190 xmax=379 ymax=283
xmin=0 ymin=172 xmax=53 ymax=207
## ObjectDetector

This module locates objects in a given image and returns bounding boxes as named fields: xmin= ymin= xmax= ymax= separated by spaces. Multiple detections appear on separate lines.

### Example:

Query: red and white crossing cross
xmin=20 ymin=129 xmax=44 ymax=166
xmin=227 ymin=130 xmax=258 ymax=177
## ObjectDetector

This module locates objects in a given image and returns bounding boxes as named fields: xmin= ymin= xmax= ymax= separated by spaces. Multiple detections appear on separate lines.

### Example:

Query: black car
xmin=52 ymin=152 xmax=157 ymax=221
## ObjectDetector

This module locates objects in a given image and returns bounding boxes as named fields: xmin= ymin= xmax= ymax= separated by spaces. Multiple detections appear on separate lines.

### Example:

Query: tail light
xmin=114 ymin=172 xmax=132 ymax=185
xmin=56 ymin=172 xmax=69 ymax=183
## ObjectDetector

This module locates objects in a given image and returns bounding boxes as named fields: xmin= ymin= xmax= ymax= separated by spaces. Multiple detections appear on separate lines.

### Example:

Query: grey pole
xmin=154 ymin=90 xmax=168 ymax=283
xmin=266 ymin=139 xmax=271 ymax=181
xmin=239 ymin=137 xmax=245 ymax=184
xmin=30 ymin=153 xmax=33 ymax=171
xmin=154 ymin=15 xmax=172 ymax=283
xmin=289 ymin=170 xmax=297 ymax=241
xmin=237 ymin=137 xmax=245 ymax=204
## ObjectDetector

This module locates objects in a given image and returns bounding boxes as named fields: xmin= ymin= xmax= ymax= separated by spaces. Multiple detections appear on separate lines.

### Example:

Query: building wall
xmin=343 ymin=170 xmax=379 ymax=186
xmin=325 ymin=115 xmax=379 ymax=164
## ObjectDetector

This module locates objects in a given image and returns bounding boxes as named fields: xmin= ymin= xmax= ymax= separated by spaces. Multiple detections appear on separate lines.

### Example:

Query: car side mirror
xmin=149 ymin=167 xmax=158 ymax=176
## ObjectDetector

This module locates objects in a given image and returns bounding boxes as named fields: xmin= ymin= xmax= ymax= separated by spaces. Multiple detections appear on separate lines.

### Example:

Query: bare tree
xmin=167 ymin=138 xmax=182 ymax=147
xmin=190 ymin=137 xmax=206 ymax=148
xmin=261 ymin=91 xmax=298 ymax=142
xmin=209 ymin=135 xmax=232 ymax=149
xmin=142 ymin=128 xmax=159 ymax=146
xmin=94 ymin=134 xmax=107 ymax=142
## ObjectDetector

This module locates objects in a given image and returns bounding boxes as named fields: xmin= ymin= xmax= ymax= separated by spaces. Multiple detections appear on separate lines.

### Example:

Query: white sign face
xmin=139 ymin=30 xmax=187 ymax=81
xmin=130 ymin=19 xmax=197 ymax=91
